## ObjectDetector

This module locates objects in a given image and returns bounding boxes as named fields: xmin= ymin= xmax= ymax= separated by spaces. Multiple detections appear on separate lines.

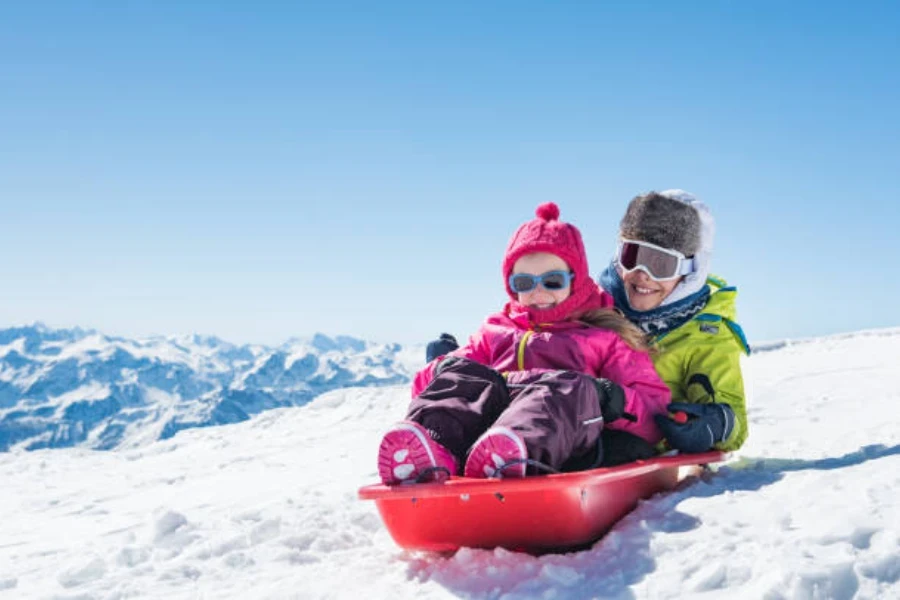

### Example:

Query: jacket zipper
xmin=517 ymin=330 xmax=534 ymax=370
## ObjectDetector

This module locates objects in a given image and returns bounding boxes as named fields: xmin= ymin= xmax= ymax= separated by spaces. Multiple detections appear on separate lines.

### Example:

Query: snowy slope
xmin=0 ymin=325 xmax=420 ymax=452
xmin=1 ymin=328 xmax=899 ymax=599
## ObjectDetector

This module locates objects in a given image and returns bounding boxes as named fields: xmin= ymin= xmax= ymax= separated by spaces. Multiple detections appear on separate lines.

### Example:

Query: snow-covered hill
xmin=1 ymin=327 xmax=899 ymax=598
xmin=0 ymin=324 xmax=422 ymax=452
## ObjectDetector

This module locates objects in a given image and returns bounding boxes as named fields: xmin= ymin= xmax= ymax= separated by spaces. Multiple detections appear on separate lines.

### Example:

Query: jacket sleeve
xmin=596 ymin=336 xmax=671 ymax=444
xmin=410 ymin=326 xmax=493 ymax=398
xmin=683 ymin=339 xmax=748 ymax=451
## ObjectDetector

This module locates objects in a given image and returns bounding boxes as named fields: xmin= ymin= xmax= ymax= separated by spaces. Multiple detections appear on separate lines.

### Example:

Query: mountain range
xmin=0 ymin=324 xmax=422 ymax=451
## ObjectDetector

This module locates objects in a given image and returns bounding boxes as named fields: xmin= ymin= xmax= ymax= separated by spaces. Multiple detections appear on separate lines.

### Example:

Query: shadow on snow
xmin=400 ymin=443 xmax=899 ymax=599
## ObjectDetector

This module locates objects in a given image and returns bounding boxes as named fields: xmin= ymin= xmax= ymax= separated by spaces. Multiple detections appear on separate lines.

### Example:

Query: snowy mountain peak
xmin=0 ymin=322 xmax=94 ymax=348
xmin=311 ymin=332 xmax=367 ymax=353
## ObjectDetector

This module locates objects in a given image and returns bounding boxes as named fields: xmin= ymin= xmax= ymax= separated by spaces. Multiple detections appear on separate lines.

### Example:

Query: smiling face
xmin=620 ymin=267 xmax=682 ymax=311
xmin=511 ymin=252 xmax=572 ymax=310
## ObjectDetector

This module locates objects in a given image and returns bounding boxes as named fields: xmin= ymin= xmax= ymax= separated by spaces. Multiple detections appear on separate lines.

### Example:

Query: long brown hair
xmin=578 ymin=308 xmax=654 ymax=354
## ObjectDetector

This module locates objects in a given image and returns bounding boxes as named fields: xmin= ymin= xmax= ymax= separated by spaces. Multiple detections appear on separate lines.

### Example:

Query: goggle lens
xmin=618 ymin=240 xmax=692 ymax=281
xmin=509 ymin=270 xmax=574 ymax=293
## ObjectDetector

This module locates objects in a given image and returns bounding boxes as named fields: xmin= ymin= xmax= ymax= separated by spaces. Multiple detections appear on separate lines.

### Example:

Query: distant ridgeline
xmin=0 ymin=325 xmax=416 ymax=451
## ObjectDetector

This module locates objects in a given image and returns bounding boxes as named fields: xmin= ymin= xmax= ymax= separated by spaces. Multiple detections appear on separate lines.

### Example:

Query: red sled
xmin=359 ymin=450 xmax=727 ymax=554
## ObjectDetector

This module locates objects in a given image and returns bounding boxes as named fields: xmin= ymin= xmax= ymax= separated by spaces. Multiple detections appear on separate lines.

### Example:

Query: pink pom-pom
xmin=535 ymin=202 xmax=560 ymax=221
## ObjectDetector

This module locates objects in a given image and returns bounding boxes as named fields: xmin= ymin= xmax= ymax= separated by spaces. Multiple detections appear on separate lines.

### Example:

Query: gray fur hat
xmin=619 ymin=191 xmax=702 ymax=256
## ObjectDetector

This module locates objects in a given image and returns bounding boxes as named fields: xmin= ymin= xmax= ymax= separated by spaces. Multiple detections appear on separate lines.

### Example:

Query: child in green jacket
xmin=598 ymin=190 xmax=749 ymax=453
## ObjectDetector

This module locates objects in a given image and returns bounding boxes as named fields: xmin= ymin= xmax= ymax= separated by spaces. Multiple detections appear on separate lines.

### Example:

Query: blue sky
xmin=2 ymin=2 xmax=898 ymax=346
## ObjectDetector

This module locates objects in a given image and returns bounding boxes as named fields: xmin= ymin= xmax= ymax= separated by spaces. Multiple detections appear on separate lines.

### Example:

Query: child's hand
xmin=425 ymin=333 xmax=459 ymax=363
xmin=592 ymin=378 xmax=634 ymax=423
xmin=654 ymin=402 xmax=735 ymax=453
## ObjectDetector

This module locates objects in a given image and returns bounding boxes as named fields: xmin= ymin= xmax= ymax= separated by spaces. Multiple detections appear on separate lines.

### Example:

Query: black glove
xmin=593 ymin=378 xmax=632 ymax=423
xmin=425 ymin=333 xmax=459 ymax=363
xmin=654 ymin=402 xmax=736 ymax=453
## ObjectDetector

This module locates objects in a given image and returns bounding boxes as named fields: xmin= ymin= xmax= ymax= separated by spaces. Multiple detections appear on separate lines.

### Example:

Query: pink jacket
xmin=412 ymin=303 xmax=670 ymax=443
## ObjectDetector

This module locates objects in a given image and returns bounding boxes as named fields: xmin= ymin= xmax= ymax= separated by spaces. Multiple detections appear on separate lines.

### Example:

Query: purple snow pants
xmin=406 ymin=356 xmax=605 ymax=472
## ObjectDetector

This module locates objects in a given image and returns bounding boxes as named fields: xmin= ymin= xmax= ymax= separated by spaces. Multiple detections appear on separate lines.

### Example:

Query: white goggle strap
xmin=678 ymin=257 xmax=695 ymax=276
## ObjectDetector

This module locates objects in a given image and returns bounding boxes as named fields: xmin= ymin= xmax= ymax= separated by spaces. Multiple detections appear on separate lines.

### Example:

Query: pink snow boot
xmin=378 ymin=421 xmax=458 ymax=485
xmin=464 ymin=426 xmax=528 ymax=478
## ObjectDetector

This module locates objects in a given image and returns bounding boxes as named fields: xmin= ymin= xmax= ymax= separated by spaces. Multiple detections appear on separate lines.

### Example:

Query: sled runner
xmin=359 ymin=450 xmax=727 ymax=553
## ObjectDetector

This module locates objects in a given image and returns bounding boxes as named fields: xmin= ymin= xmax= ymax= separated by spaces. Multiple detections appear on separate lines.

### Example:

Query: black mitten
xmin=425 ymin=333 xmax=459 ymax=363
xmin=593 ymin=378 xmax=631 ymax=423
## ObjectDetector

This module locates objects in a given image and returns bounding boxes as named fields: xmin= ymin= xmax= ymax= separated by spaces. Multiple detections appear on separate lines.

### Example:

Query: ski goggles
xmin=616 ymin=239 xmax=694 ymax=281
xmin=508 ymin=270 xmax=575 ymax=293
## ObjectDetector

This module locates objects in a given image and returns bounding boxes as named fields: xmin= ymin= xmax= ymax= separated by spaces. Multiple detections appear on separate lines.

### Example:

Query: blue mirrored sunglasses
xmin=508 ymin=270 xmax=575 ymax=294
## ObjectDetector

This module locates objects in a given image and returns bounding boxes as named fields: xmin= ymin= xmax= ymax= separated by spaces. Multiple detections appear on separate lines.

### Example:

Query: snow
xmin=2 ymin=329 xmax=900 ymax=599
xmin=49 ymin=383 xmax=113 ymax=412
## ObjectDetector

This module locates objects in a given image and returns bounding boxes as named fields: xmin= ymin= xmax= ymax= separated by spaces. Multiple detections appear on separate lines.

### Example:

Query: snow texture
xmin=1 ymin=327 xmax=899 ymax=598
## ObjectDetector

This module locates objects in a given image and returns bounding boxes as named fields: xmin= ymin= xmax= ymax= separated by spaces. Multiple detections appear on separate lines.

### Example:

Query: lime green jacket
xmin=652 ymin=276 xmax=750 ymax=451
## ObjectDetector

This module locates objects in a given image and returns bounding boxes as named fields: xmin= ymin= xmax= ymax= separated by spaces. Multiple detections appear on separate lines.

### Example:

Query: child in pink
xmin=378 ymin=203 xmax=670 ymax=484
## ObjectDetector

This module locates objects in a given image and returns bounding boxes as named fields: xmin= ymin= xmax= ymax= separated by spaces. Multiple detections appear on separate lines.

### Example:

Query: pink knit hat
xmin=502 ymin=202 xmax=610 ymax=324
